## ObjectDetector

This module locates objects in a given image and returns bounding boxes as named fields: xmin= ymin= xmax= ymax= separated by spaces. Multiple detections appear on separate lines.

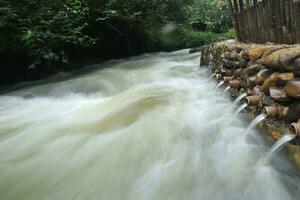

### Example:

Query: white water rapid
xmin=0 ymin=50 xmax=299 ymax=200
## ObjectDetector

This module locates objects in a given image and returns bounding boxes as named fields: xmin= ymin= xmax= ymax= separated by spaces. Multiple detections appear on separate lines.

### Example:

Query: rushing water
xmin=0 ymin=50 xmax=299 ymax=200
xmin=265 ymin=134 xmax=297 ymax=163
xmin=222 ymin=86 xmax=231 ymax=97
xmin=232 ymin=92 xmax=247 ymax=107
xmin=215 ymin=81 xmax=225 ymax=90
xmin=244 ymin=114 xmax=267 ymax=137
xmin=233 ymin=103 xmax=248 ymax=118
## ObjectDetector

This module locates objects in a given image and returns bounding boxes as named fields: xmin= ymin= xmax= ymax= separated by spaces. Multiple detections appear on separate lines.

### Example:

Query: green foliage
xmin=185 ymin=0 xmax=232 ymax=33
xmin=0 ymin=0 xmax=233 ymax=70
xmin=1 ymin=0 xmax=95 ymax=66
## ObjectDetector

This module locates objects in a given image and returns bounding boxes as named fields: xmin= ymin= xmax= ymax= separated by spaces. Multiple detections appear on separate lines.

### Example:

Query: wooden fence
xmin=228 ymin=0 xmax=300 ymax=44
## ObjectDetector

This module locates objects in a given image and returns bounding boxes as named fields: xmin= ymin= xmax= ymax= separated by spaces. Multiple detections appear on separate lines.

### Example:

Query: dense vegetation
xmin=0 ymin=0 xmax=234 ymax=85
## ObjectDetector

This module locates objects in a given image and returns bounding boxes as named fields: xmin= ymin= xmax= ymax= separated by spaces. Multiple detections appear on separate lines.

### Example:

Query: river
xmin=0 ymin=50 xmax=299 ymax=200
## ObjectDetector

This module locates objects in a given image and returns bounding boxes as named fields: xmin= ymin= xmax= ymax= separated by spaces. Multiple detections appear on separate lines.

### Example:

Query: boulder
xmin=247 ymin=46 xmax=274 ymax=62
xmin=262 ymin=47 xmax=300 ymax=71
xmin=293 ymin=58 xmax=300 ymax=77
xmin=246 ymin=76 xmax=257 ymax=88
xmin=269 ymin=87 xmax=292 ymax=102
xmin=262 ymin=73 xmax=279 ymax=93
xmin=244 ymin=64 xmax=264 ymax=76
xmin=277 ymin=72 xmax=294 ymax=85
xmin=262 ymin=96 xmax=275 ymax=106
xmin=255 ymin=69 xmax=273 ymax=85
xmin=284 ymin=79 xmax=300 ymax=99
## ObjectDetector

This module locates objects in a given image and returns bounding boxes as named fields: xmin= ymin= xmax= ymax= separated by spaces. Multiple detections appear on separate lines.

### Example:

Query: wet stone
xmin=269 ymin=87 xmax=292 ymax=102
xmin=293 ymin=58 xmax=300 ymax=78
xmin=284 ymin=79 xmax=300 ymax=99
xmin=263 ymin=96 xmax=275 ymax=106
xmin=287 ymin=102 xmax=300 ymax=121
xmin=245 ymin=64 xmax=263 ymax=76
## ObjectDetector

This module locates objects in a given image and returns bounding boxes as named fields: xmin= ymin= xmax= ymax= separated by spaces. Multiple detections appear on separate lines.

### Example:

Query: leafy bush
xmin=0 ymin=0 xmax=233 ymax=72
xmin=1 ymin=0 xmax=96 ymax=67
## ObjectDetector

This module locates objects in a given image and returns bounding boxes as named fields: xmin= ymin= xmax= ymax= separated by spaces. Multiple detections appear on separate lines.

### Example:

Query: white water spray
xmin=233 ymin=103 xmax=248 ymax=118
xmin=244 ymin=114 xmax=267 ymax=137
xmin=0 ymin=50 xmax=298 ymax=200
xmin=232 ymin=92 xmax=247 ymax=107
xmin=265 ymin=134 xmax=296 ymax=163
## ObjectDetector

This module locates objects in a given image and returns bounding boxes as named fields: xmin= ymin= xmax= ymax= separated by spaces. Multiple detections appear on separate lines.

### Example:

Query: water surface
xmin=0 ymin=50 xmax=299 ymax=200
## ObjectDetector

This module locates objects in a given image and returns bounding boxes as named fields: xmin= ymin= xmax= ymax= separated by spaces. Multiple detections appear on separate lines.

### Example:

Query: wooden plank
xmin=294 ymin=1 xmax=300 ymax=43
xmin=227 ymin=0 xmax=299 ymax=44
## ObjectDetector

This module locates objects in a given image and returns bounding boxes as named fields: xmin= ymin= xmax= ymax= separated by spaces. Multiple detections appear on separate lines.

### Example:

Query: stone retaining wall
xmin=201 ymin=41 xmax=300 ymax=168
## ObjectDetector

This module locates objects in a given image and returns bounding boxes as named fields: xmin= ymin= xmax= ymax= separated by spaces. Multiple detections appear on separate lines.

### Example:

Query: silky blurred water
xmin=0 ymin=50 xmax=299 ymax=200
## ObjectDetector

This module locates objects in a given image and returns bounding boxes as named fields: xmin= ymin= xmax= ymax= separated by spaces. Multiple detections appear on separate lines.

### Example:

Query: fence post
xmin=227 ymin=0 xmax=241 ymax=41
xmin=294 ymin=0 xmax=300 ymax=43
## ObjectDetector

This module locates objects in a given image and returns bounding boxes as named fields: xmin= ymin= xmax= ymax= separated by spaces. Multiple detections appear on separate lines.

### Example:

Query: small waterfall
xmin=215 ymin=81 xmax=225 ymax=90
xmin=244 ymin=113 xmax=266 ymax=136
xmin=265 ymin=134 xmax=296 ymax=163
xmin=210 ymin=73 xmax=216 ymax=78
xmin=232 ymin=93 xmax=247 ymax=107
xmin=233 ymin=103 xmax=247 ymax=118
xmin=222 ymin=86 xmax=230 ymax=97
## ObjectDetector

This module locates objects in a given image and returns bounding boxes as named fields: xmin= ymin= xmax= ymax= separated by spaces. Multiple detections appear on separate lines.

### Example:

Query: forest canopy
xmin=0 ymin=0 xmax=234 ymax=85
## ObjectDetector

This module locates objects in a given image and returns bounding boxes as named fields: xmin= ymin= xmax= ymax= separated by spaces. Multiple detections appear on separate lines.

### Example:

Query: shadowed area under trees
xmin=0 ymin=0 xmax=234 ymax=87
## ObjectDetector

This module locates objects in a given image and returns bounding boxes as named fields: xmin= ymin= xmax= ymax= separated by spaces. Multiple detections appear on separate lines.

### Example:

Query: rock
xmin=233 ymin=68 xmax=242 ymax=78
xmin=269 ymin=87 xmax=292 ymax=102
xmin=246 ymin=76 xmax=257 ymax=88
xmin=255 ymin=58 xmax=263 ymax=65
xmin=247 ymin=46 xmax=274 ymax=62
xmin=271 ymin=131 xmax=282 ymax=140
xmin=284 ymin=79 xmax=300 ymax=99
xmin=253 ymin=86 xmax=262 ymax=95
xmin=262 ymin=47 xmax=300 ymax=71
xmin=293 ymin=58 xmax=300 ymax=77
xmin=263 ymin=96 xmax=275 ymax=106
xmin=277 ymin=72 xmax=294 ymax=85
xmin=279 ymin=47 xmax=300 ymax=70
xmin=244 ymin=64 xmax=264 ymax=76
xmin=287 ymin=102 xmax=300 ymax=121
xmin=255 ymin=69 xmax=273 ymax=85
xmin=219 ymin=67 xmax=231 ymax=76
xmin=223 ymin=60 xmax=242 ymax=69
xmin=262 ymin=73 xmax=279 ymax=93
xmin=189 ymin=47 xmax=202 ymax=54
xmin=200 ymin=45 xmax=212 ymax=66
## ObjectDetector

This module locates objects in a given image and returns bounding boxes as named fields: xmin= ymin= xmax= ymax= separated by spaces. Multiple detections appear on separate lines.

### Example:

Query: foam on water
xmin=0 ymin=50 xmax=299 ymax=200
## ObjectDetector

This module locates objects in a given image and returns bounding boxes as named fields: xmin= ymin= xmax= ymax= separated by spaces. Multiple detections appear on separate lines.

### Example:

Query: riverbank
xmin=202 ymin=41 xmax=300 ymax=168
